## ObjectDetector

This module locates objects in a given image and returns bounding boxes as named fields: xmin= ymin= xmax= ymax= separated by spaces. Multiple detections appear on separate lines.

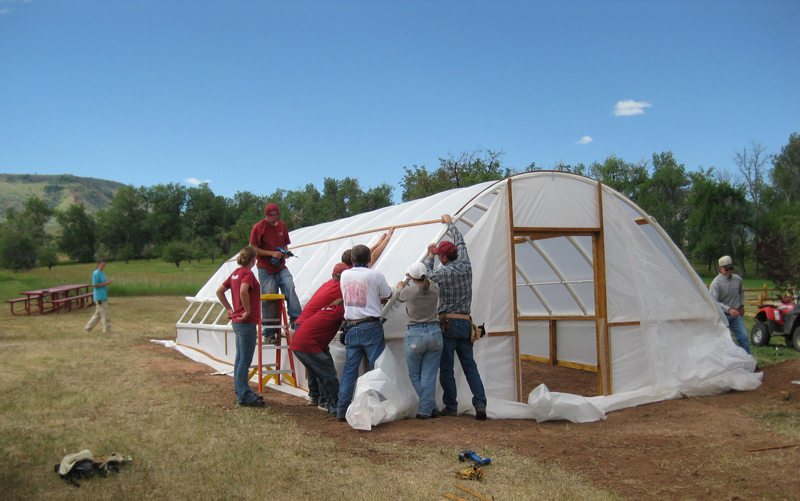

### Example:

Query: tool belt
xmin=438 ymin=314 xmax=484 ymax=343
xmin=438 ymin=313 xmax=470 ymax=335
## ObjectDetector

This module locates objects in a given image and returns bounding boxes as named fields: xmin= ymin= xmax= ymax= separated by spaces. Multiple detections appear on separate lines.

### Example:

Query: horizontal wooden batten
xmin=487 ymin=331 xmax=516 ymax=337
xmin=634 ymin=218 xmax=651 ymax=225
xmin=520 ymin=354 xmax=598 ymax=373
xmin=518 ymin=316 xmax=595 ymax=322
xmin=521 ymin=354 xmax=549 ymax=364
xmin=291 ymin=220 xmax=440 ymax=250
xmin=608 ymin=321 xmax=641 ymax=327
xmin=512 ymin=227 xmax=599 ymax=241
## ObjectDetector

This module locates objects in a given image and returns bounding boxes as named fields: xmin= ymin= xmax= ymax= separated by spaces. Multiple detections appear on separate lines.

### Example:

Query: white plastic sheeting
xmin=176 ymin=172 xmax=761 ymax=427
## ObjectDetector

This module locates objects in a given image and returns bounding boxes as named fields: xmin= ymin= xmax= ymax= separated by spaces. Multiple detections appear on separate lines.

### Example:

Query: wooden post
xmin=507 ymin=179 xmax=522 ymax=402
xmin=593 ymin=182 xmax=612 ymax=396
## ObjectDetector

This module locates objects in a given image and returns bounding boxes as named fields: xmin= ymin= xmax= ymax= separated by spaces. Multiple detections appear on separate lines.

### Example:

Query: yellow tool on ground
xmin=456 ymin=464 xmax=483 ymax=480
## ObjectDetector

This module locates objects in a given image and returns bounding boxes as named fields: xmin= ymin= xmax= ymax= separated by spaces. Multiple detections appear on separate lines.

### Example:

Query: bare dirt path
xmin=147 ymin=340 xmax=800 ymax=500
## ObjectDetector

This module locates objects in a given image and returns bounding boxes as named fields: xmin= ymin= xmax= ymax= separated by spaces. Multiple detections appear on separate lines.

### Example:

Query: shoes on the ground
xmin=318 ymin=404 xmax=329 ymax=411
xmin=431 ymin=408 xmax=440 ymax=418
xmin=475 ymin=407 xmax=487 ymax=421
xmin=440 ymin=407 xmax=458 ymax=417
xmin=307 ymin=398 xmax=319 ymax=406
xmin=239 ymin=399 xmax=266 ymax=408
xmin=337 ymin=416 xmax=347 ymax=422
xmin=416 ymin=413 xmax=430 ymax=420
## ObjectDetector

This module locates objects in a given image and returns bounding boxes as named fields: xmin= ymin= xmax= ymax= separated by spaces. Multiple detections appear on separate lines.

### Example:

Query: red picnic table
xmin=6 ymin=284 xmax=94 ymax=316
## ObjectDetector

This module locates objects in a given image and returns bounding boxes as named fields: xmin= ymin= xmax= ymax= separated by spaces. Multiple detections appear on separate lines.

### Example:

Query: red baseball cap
xmin=432 ymin=241 xmax=457 ymax=258
xmin=332 ymin=262 xmax=349 ymax=279
xmin=264 ymin=203 xmax=280 ymax=222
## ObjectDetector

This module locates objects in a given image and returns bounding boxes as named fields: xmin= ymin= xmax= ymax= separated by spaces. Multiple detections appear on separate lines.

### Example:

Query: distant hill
xmin=0 ymin=174 xmax=126 ymax=218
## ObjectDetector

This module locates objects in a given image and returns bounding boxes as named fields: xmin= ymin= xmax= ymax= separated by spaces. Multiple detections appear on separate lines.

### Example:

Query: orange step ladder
xmin=248 ymin=293 xmax=297 ymax=391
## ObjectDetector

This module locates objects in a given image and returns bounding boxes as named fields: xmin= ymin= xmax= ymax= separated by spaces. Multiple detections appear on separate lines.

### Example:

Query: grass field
xmin=0 ymin=259 xmax=222 ymax=300
xmin=0 ymin=259 xmax=797 ymax=499
xmin=0 ymin=295 xmax=620 ymax=501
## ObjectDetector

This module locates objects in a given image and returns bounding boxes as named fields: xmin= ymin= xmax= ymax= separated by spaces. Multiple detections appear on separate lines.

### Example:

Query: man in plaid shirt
xmin=425 ymin=214 xmax=487 ymax=420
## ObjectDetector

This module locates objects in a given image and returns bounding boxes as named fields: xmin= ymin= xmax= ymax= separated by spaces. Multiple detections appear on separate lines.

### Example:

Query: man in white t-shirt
xmin=336 ymin=244 xmax=392 ymax=421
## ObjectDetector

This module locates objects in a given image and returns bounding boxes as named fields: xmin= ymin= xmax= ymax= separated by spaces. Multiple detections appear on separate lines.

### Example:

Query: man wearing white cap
xmin=709 ymin=255 xmax=750 ymax=354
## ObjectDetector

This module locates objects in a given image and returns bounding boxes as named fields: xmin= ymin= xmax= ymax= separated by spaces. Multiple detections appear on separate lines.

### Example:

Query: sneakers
xmin=440 ymin=407 xmax=458 ymax=417
xmin=307 ymin=398 xmax=319 ymax=406
xmin=337 ymin=416 xmax=347 ymax=422
xmin=416 ymin=413 xmax=430 ymax=420
xmin=475 ymin=407 xmax=487 ymax=421
xmin=318 ymin=404 xmax=329 ymax=411
xmin=431 ymin=408 xmax=440 ymax=418
xmin=264 ymin=334 xmax=280 ymax=346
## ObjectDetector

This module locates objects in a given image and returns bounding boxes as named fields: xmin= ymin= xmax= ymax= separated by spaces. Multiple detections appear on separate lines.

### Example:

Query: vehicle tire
xmin=750 ymin=321 xmax=770 ymax=347
xmin=792 ymin=328 xmax=800 ymax=352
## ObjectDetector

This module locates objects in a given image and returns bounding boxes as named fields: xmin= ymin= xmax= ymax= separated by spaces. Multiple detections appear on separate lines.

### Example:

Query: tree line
xmin=2 ymin=135 xmax=799 ymax=289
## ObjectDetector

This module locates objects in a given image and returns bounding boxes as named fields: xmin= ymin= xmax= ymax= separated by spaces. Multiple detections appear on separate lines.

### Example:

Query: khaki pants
xmin=85 ymin=301 xmax=111 ymax=333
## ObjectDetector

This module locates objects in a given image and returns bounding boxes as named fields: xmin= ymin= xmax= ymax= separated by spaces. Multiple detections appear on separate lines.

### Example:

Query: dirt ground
xmin=148 ymin=341 xmax=800 ymax=500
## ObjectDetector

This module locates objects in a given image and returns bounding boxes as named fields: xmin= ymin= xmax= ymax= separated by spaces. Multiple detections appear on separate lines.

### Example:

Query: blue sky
xmin=1 ymin=1 xmax=798 ymax=203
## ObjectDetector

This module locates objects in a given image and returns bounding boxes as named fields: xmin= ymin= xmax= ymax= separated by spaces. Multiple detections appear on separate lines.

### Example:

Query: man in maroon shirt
xmin=290 ymin=301 xmax=345 ymax=416
xmin=250 ymin=203 xmax=303 ymax=342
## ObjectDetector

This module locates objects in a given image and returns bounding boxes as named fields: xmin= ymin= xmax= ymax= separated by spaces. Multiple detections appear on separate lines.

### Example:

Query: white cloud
xmin=576 ymin=136 xmax=593 ymax=145
xmin=613 ymin=100 xmax=652 ymax=116
xmin=185 ymin=178 xmax=211 ymax=186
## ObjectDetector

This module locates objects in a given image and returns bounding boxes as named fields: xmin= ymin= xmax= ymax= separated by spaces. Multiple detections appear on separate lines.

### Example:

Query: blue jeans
xmin=404 ymin=322 xmax=443 ymax=416
xmin=258 ymin=267 xmax=303 ymax=332
xmin=337 ymin=321 xmax=386 ymax=419
xmin=725 ymin=313 xmax=751 ymax=354
xmin=233 ymin=322 xmax=259 ymax=405
xmin=440 ymin=318 xmax=487 ymax=411
xmin=306 ymin=346 xmax=330 ymax=406
xmin=294 ymin=349 xmax=339 ymax=415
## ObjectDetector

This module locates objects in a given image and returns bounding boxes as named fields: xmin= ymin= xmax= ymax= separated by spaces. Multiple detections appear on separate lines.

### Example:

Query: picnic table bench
xmin=6 ymin=284 xmax=93 ymax=316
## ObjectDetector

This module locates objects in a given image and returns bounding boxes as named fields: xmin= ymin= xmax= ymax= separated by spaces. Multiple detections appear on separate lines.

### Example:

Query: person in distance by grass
xmin=85 ymin=259 xmax=114 ymax=334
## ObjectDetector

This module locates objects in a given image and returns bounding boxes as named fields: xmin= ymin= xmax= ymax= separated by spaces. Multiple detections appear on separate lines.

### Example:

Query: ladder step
xmin=263 ymin=369 xmax=294 ymax=375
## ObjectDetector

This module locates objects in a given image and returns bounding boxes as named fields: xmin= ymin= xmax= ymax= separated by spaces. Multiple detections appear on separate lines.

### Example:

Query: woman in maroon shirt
xmin=216 ymin=247 xmax=265 ymax=407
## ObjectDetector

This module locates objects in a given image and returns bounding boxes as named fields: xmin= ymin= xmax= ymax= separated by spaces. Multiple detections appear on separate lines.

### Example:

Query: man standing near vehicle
xmin=250 ymin=203 xmax=302 ymax=343
xmin=426 ymin=214 xmax=487 ymax=420
xmin=710 ymin=255 xmax=750 ymax=354
xmin=336 ymin=244 xmax=392 ymax=422
xmin=85 ymin=259 xmax=113 ymax=333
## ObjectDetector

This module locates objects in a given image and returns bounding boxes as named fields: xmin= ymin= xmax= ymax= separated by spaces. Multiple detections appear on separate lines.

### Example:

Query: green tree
xmin=142 ymin=183 xmax=186 ymax=247
xmin=38 ymin=243 xmax=59 ymax=270
xmin=96 ymin=185 xmax=149 ymax=260
xmin=162 ymin=241 xmax=191 ymax=268
xmin=400 ymin=148 xmax=511 ymax=202
xmin=638 ymin=152 xmax=691 ymax=250
xmin=770 ymin=132 xmax=800 ymax=204
xmin=0 ymin=197 xmax=54 ymax=271
xmin=184 ymin=183 xmax=229 ymax=242
xmin=685 ymin=171 xmax=750 ymax=271
xmin=55 ymin=204 xmax=96 ymax=262
xmin=588 ymin=155 xmax=649 ymax=202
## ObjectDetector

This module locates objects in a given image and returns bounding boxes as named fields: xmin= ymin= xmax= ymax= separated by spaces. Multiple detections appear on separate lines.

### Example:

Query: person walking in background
xmin=336 ymin=244 xmax=392 ymax=422
xmin=426 ymin=214 xmax=487 ymax=420
xmin=396 ymin=261 xmax=443 ymax=420
xmin=250 ymin=202 xmax=302 ymax=344
xmin=710 ymin=255 xmax=751 ymax=354
xmin=216 ymin=247 xmax=265 ymax=408
xmin=85 ymin=259 xmax=113 ymax=333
